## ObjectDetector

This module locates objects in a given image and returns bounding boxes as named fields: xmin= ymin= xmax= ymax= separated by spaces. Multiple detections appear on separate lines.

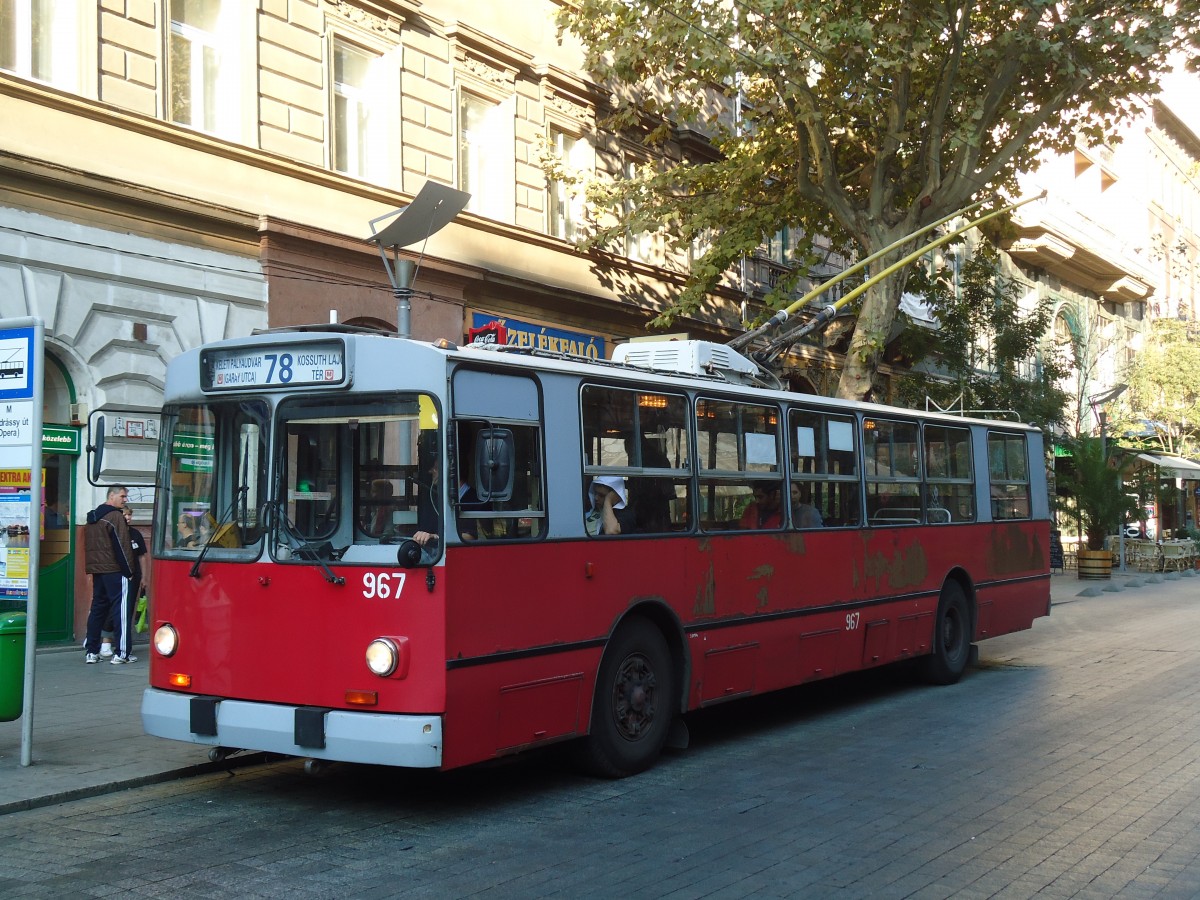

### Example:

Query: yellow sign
xmin=0 ymin=469 xmax=43 ymax=489
xmin=6 ymin=548 xmax=28 ymax=578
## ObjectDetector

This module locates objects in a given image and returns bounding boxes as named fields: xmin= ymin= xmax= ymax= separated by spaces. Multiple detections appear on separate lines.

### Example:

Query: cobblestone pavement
xmin=0 ymin=570 xmax=1198 ymax=898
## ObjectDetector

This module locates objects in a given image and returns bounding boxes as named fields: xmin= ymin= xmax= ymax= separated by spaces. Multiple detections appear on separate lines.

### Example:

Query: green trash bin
xmin=0 ymin=611 xmax=26 ymax=722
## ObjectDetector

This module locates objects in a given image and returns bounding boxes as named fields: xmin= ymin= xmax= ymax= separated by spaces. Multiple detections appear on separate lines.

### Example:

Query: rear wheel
xmin=919 ymin=580 xmax=972 ymax=685
xmin=577 ymin=619 xmax=675 ymax=778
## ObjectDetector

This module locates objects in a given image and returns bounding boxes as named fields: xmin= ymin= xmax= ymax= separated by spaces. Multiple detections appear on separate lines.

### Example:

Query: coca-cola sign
xmin=468 ymin=321 xmax=508 ymax=346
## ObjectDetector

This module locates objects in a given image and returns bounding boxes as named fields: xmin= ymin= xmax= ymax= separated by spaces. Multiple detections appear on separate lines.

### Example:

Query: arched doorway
xmin=786 ymin=373 xmax=819 ymax=395
xmin=38 ymin=351 xmax=80 ymax=642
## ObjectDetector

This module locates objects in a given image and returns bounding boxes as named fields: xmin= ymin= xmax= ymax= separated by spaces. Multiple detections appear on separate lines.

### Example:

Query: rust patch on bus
xmin=694 ymin=561 xmax=716 ymax=617
xmin=784 ymin=533 xmax=808 ymax=554
xmin=863 ymin=541 xmax=928 ymax=590
xmin=987 ymin=526 xmax=1046 ymax=574
xmin=748 ymin=564 xmax=774 ymax=609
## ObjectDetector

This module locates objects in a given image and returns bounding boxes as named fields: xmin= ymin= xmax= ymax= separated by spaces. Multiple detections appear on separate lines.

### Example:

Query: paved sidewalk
xmin=1 ymin=567 xmax=1195 ymax=816
xmin=0 ymin=639 xmax=262 ymax=816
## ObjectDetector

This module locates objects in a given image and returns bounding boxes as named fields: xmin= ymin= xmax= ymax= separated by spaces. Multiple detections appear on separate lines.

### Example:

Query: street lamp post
xmin=366 ymin=182 xmax=470 ymax=339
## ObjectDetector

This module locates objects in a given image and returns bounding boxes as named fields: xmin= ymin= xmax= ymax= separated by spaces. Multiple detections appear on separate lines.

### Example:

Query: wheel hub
xmin=613 ymin=654 xmax=657 ymax=740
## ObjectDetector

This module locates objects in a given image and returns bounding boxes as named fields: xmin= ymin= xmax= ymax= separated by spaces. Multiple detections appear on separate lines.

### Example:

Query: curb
xmin=0 ymin=752 xmax=268 ymax=818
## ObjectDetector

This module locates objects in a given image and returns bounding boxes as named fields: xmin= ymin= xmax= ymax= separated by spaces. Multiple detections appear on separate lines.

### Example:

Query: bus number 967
xmin=363 ymin=572 xmax=406 ymax=599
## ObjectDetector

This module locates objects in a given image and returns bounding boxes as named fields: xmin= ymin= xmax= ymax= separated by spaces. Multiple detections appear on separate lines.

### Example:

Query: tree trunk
xmin=836 ymin=268 xmax=906 ymax=402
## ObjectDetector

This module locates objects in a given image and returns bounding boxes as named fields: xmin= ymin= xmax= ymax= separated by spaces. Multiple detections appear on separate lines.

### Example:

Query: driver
xmin=412 ymin=433 xmax=441 ymax=549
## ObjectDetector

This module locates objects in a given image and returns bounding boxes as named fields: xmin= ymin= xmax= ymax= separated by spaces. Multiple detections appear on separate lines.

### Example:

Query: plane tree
xmin=557 ymin=0 xmax=1199 ymax=400
xmin=1112 ymin=319 xmax=1200 ymax=457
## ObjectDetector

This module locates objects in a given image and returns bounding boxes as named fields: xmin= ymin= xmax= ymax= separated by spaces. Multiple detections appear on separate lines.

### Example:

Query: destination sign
xmin=201 ymin=340 xmax=347 ymax=391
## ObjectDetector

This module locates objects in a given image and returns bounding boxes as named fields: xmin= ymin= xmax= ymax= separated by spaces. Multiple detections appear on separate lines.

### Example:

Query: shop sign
xmin=470 ymin=312 xmax=605 ymax=359
xmin=42 ymin=425 xmax=80 ymax=454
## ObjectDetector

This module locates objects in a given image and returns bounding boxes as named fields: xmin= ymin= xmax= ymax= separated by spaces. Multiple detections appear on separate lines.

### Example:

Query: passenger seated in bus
xmin=586 ymin=475 xmax=635 ymax=536
xmin=634 ymin=477 xmax=676 ymax=533
xmin=740 ymin=481 xmax=782 ymax=529
xmin=176 ymin=512 xmax=208 ymax=549
xmin=790 ymin=482 xmax=823 ymax=529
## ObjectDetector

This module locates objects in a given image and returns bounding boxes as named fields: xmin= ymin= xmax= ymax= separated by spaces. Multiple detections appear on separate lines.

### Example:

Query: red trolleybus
xmin=140 ymin=328 xmax=1050 ymax=777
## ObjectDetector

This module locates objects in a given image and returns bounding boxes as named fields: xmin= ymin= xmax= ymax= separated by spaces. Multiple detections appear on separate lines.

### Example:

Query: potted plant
xmin=1056 ymin=436 xmax=1142 ymax=579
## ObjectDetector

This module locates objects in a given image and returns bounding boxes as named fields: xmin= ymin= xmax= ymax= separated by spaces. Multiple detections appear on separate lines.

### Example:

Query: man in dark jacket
xmin=83 ymin=484 xmax=137 ymax=665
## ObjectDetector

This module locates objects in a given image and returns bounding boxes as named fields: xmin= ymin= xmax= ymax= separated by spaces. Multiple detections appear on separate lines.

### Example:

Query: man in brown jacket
xmin=83 ymin=484 xmax=137 ymax=664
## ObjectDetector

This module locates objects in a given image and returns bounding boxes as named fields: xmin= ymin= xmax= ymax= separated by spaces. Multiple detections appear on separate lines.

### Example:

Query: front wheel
xmin=919 ymin=580 xmax=972 ymax=685
xmin=576 ymin=619 xmax=676 ymax=778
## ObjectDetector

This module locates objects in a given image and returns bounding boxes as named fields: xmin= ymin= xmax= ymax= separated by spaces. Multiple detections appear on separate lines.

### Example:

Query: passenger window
xmin=988 ymin=432 xmax=1030 ymax=520
xmin=864 ymin=418 xmax=921 ymax=525
xmin=581 ymin=385 xmax=691 ymax=535
xmin=696 ymin=398 xmax=781 ymax=532
xmin=789 ymin=408 xmax=859 ymax=528
xmin=924 ymin=425 xmax=975 ymax=523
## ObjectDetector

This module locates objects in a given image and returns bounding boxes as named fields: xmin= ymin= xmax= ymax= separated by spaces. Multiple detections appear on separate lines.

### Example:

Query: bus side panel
xmin=441 ymin=654 xmax=603 ymax=770
xmin=437 ymin=519 xmax=1049 ymax=768
xmin=681 ymin=529 xmax=940 ymax=703
xmin=973 ymin=518 xmax=1052 ymax=639
xmin=440 ymin=540 xmax=684 ymax=769
xmin=147 ymin=559 xmax=448 ymax=714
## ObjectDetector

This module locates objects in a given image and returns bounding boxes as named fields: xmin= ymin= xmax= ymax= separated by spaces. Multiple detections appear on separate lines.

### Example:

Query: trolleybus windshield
xmin=155 ymin=400 xmax=269 ymax=557
xmin=274 ymin=393 xmax=442 ymax=566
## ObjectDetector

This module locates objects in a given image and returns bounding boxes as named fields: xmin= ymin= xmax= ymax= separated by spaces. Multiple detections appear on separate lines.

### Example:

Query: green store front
xmin=38 ymin=424 xmax=81 ymax=643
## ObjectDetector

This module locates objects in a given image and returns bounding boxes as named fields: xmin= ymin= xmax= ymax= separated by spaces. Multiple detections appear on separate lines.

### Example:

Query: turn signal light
xmin=168 ymin=673 xmax=192 ymax=688
xmin=345 ymin=690 xmax=378 ymax=706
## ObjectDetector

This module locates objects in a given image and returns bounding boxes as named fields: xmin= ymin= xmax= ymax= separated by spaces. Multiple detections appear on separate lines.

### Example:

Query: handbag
xmin=135 ymin=589 xmax=148 ymax=633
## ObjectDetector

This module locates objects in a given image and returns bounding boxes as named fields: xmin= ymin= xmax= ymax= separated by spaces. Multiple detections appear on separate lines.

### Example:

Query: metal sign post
xmin=0 ymin=317 xmax=44 ymax=766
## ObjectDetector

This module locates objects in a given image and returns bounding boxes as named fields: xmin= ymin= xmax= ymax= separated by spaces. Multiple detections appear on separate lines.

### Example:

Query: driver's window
xmin=276 ymin=395 xmax=442 ymax=564
xmin=354 ymin=415 xmax=441 ymax=548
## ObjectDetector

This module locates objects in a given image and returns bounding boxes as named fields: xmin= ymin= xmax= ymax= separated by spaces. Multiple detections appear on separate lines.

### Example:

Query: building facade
xmin=2 ymin=0 xmax=743 ymax=640
xmin=1009 ymin=62 xmax=1200 ymax=539
xmin=3 ymin=2 xmax=1197 ymax=637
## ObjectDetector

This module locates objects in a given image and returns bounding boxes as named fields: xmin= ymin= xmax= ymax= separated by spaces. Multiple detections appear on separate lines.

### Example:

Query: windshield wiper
xmin=189 ymin=485 xmax=247 ymax=579
xmin=267 ymin=500 xmax=346 ymax=586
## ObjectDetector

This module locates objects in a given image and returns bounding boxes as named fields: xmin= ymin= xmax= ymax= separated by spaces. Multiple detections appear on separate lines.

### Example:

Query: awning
xmin=1136 ymin=453 xmax=1200 ymax=480
xmin=899 ymin=293 xmax=939 ymax=330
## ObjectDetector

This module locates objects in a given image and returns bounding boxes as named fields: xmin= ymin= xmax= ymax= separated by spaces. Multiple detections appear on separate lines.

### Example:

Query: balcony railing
xmin=742 ymin=254 xmax=855 ymax=306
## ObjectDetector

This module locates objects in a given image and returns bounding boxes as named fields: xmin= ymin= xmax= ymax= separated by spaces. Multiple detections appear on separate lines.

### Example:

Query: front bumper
xmin=141 ymin=688 xmax=442 ymax=768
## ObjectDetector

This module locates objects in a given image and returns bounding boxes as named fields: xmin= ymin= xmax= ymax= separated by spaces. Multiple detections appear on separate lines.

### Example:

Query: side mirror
xmin=86 ymin=414 xmax=107 ymax=485
xmin=474 ymin=428 xmax=514 ymax=502
xmin=396 ymin=539 xmax=423 ymax=568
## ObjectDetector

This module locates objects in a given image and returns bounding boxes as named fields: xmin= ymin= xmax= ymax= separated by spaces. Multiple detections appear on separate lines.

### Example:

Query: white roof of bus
xmin=191 ymin=328 xmax=1040 ymax=433
xmin=442 ymin=338 xmax=1040 ymax=433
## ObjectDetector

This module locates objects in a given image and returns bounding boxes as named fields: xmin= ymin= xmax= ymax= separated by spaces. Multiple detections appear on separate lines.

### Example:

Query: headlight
xmin=366 ymin=638 xmax=398 ymax=676
xmin=154 ymin=624 xmax=178 ymax=657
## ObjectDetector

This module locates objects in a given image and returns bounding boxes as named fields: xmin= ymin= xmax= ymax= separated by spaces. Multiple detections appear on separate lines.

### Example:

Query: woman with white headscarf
xmin=585 ymin=475 xmax=635 ymax=536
